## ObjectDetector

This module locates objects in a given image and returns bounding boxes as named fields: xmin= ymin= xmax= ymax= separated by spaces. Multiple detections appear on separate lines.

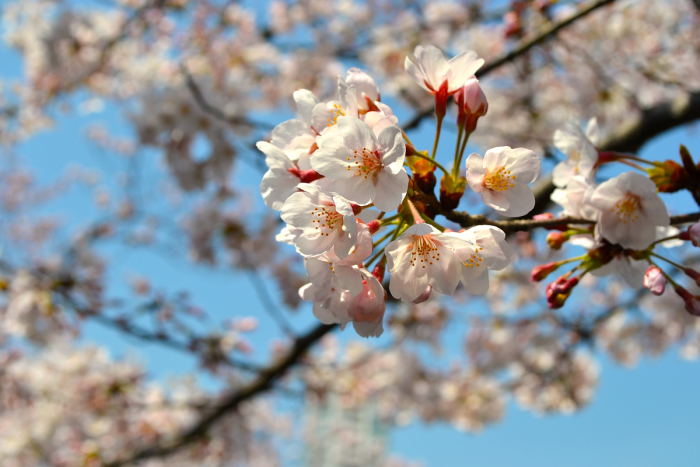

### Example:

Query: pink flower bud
xmin=674 ymin=285 xmax=700 ymax=317
xmin=643 ymin=266 xmax=666 ymax=295
xmin=412 ymin=285 xmax=432 ymax=304
xmin=689 ymin=222 xmax=700 ymax=247
xmin=456 ymin=78 xmax=488 ymax=118
xmin=546 ymin=231 xmax=568 ymax=250
xmin=545 ymin=276 xmax=579 ymax=309
xmin=531 ymin=262 xmax=560 ymax=282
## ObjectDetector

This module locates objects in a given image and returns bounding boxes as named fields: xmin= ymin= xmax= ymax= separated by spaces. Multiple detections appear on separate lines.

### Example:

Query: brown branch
xmin=402 ymin=0 xmax=617 ymax=131
xmin=104 ymin=322 xmax=337 ymax=467
xmin=418 ymin=191 xmax=700 ymax=233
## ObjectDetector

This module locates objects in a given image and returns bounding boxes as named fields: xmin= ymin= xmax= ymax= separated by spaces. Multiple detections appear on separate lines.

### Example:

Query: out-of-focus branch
xmin=104 ymin=322 xmax=337 ymax=467
xmin=402 ymin=0 xmax=617 ymax=131
xmin=181 ymin=65 xmax=274 ymax=130
xmin=55 ymin=288 xmax=264 ymax=374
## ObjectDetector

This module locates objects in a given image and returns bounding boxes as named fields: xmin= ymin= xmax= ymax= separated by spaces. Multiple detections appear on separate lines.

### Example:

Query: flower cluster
xmin=259 ymin=46 xmax=538 ymax=337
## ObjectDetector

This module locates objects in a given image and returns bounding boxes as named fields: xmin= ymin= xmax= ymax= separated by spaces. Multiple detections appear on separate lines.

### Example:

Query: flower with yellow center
xmin=589 ymin=171 xmax=670 ymax=249
xmin=466 ymin=146 xmax=541 ymax=218
xmin=311 ymin=116 xmax=408 ymax=212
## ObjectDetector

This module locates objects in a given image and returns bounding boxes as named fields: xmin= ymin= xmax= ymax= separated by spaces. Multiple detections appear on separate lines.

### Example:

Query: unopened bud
xmin=646 ymin=159 xmax=688 ymax=192
xmin=545 ymin=276 xmax=579 ymax=309
xmin=531 ymin=262 xmax=560 ymax=282
xmin=413 ymin=285 xmax=432 ymax=304
xmin=643 ymin=266 xmax=667 ymax=295
xmin=674 ymin=285 xmax=700 ymax=317
xmin=546 ymin=231 xmax=570 ymax=250
xmin=439 ymin=174 xmax=466 ymax=211
xmin=684 ymin=268 xmax=700 ymax=287
xmin=366 ymin=220 xmax=381 ymax=235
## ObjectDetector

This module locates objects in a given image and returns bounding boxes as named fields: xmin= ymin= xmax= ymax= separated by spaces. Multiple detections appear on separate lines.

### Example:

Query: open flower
xmin=346 ymin=67 xmax=380 ymax=113
xmin=466 ymin=146 xmax=541 ymax=217
xmin=588 ymin=171 xmax=670 ymax=250
xmin=448 ymin=226 xmax=512 ymax=295
xmin=311 ymin=116 xmax=408 ymax=212
xmin=591 ymin=251 xmax=647 ymax=289
xmin=404 ymin=45 xmax=484 ymax=95
xmin=310 ymin=77 xmax=359 ymax=138
xmin=257 ymin=142 xmax=301 ymax=210
xmin=269 ymin=90 xmax=321 ymax=170
xmin=552 ymin=118 xmax=599 ymax=188
xmin=280 ymin=183 xmax=358 ymax=258
xmin=385 ymin=224 xmax=472 ymax=302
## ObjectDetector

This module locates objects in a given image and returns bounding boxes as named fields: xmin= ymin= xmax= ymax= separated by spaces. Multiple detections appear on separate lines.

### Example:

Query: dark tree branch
xmin=104 ymin=322 xmax=337 ymax=467
xmin=402 ymin=0 xmax=618 ymax=131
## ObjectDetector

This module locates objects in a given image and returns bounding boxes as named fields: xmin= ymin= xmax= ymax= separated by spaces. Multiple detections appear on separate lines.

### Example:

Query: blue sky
xmin=2 ymin=5 xmax=700 ymax=466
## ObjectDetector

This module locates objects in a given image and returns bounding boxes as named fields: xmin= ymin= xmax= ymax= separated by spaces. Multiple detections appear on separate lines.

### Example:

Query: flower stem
xmin=648 ymin=235 xmax=680 ymax=248
xmin=410 ymin=151 xmax=451 ymax=175
xmin=418 ymin=210 xmax=445 ymax=232
xmin=452 ymin=125 xmax=464 ymax=179
xmin=431 ymin=114 xmax=444 ymax=159
xmin=650 ymin=251 xmax=685 ymax=270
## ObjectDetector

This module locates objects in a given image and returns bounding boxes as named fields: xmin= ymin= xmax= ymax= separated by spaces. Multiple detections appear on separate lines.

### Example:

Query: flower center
xmin=346 ymin=147 xmax=383 ymax=179
xmin=462 ymin=245 xmax=484 ymax=269
xmin=484 ymin=167 xmax=516 ymax=192
xmin=327 ymin=103 xmax=345 ymax=127
xmin=570 ymin=150 xmax=581 ymax=173
xmin=409 ymin=235 xmax=440 ymax=268
xmin=613 ymin=195 xmax=640 ymax=223
xmin=310 ymin=206 xmax=343 ymax=236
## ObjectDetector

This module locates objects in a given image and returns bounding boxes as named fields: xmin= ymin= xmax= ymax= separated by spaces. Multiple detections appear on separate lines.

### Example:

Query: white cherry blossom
xmin=346 ymin=67 xmax=380 ymax=112
xmin=385 ymin=224 xmax=473 ymax=303
xmin=310 ymin=77 xmax=359 ymax=138
xmin=448 ymin=226 xmax=512 ymax=295
xmin=404 ymin=45 xmax=484 ymax=94
xmin=588 ymin=171 xmax=670 ymax=250
xmin=550 ymin=175 xmax=598 ymax=220
xmin=591 ymin=252 xmax=647 ymax=289
xmin=466 ymin=147 xmax=541 ymax=218
xmin=311 ymin=116 xmax=408 ymax=212
xmin=552 ymin=118 xmax=599 ymax=188
xmin=280 ymin=183 xmax=358 ymax=259
xmin=257 ymin=142 xmax=300 ymax=210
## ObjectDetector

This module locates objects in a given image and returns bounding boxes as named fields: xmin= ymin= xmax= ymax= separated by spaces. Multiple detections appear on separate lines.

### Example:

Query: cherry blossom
xmin=404 ymin=45 xmax=484 ymax=95
xmin=455 ymin=78 xmax=488 ymax=118
xmin=280 ymin=183 xmax=358 ymax=259
xmin=552 ymin=118 xmax=599 ymax=187
xmin=311 ymin=116 xmax=408 ymax=211
xmin=257 ymin=141 xmax=301 ymax=210
xmin=588 ymin=171 xmax=670 ymax=250
xmin=466 ymin=147 xmax=541 ymax=217
xmin=448 ymin=226 xmax=513 ymax=295
xmin=385 ymin=224 xmax=473 ymax=302
xmin=346 ymin=67 xmax=380 ymax=113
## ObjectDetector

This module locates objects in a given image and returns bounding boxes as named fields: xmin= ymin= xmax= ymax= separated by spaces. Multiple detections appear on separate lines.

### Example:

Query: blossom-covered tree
xmin=0 ymin=0 xmax=700 ymax=465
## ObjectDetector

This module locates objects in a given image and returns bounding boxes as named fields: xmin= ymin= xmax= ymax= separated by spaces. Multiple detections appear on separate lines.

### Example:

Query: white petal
xmin=374 ymin=169 xmax=408 ymax=212
xmin=415 ymin=45 xmax=450 ymax=91
xmin=446 ymin=50 xmax=484 ymax=92
xmin=504 ymin=148 xmax=540 ymax=184
xmin=466 ymin=153 xmax=485 ymax=193
xmin=337 ymin=116 xmax=376 ymax=151
xmin=293 ymin=89 xmax=319 ymax=125
xmin=404 ymin=56 xmax=430 ymax=91
xmin=500 ymin=183 xmax=536 ymax=217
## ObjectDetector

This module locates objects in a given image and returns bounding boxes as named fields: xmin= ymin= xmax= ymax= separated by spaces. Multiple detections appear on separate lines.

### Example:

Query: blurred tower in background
xmin=304 ymin=394 xmax=388 ymax=467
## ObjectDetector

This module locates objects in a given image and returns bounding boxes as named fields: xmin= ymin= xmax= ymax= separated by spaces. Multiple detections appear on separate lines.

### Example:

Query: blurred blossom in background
xmin=0 ymin=0 xmax=699 ymax=466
